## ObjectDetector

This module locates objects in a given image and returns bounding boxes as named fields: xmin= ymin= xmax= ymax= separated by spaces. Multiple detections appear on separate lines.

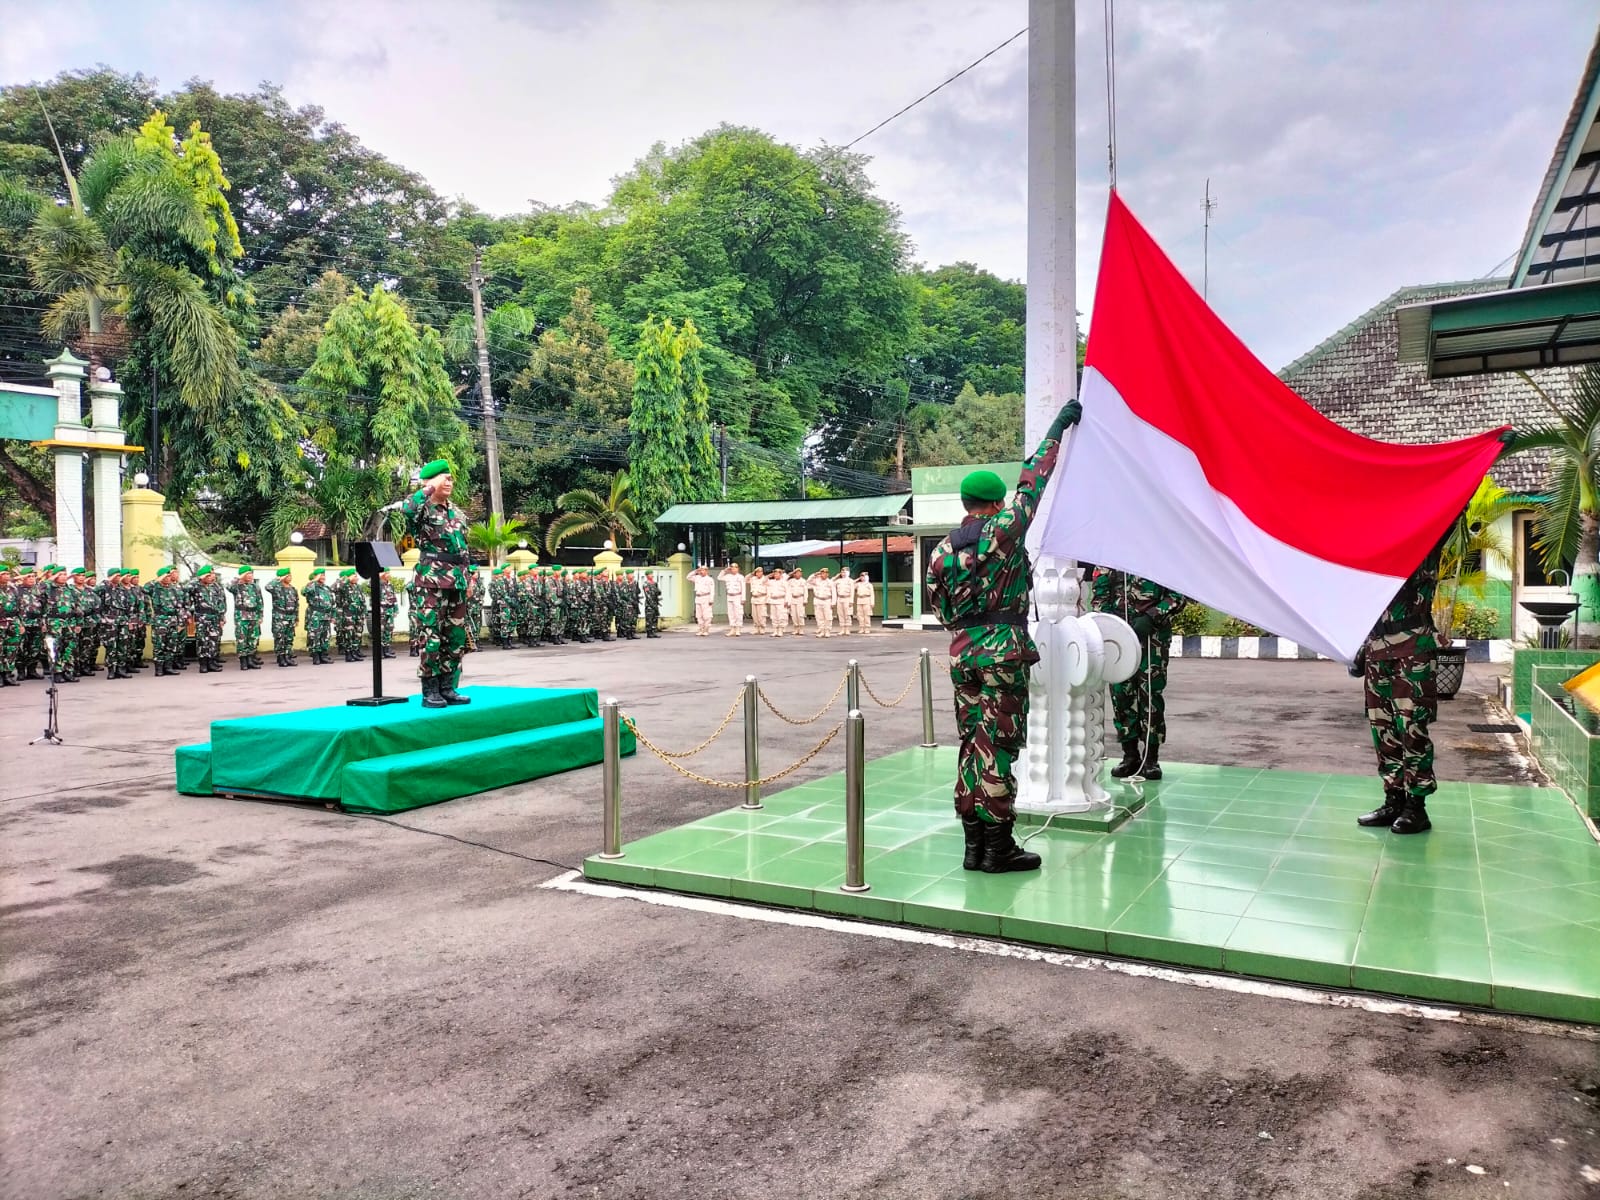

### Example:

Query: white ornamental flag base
xmin=1015 ymin=555 xmax=1141 ymax=814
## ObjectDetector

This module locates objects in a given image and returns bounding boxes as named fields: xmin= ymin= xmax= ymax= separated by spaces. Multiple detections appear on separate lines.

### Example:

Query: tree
xmin=466 ymin=514 xmax=529 ymax=566
xmin=500 ymin=286 xmax=634 ymax=516
xmin=545 ymin=470 xmax=640 ymax=553
xmin=677 ymin=318 xmax=718 ymax=501
xmin=906 ymin=384 xmax=1024 ymax=467
xmin=628 ymin=316 xmax=693 ymax=527
xmin=1509 ymin=367 xmax=1600 ymax=642
xmin=1433 ymin=476 xmax=1514 ymax=644
xmin=270 ymin=285 xmax=474 ymax=560
xmin=904 ymin=262 xmax=1027 ymax=402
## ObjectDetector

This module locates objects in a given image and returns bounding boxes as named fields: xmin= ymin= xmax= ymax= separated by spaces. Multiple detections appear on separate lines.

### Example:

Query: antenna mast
xmin=1202 ymin=178 xmax=1218 ymax=300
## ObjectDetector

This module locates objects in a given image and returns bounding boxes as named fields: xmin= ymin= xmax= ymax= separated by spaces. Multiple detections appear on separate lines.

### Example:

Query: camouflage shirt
xmin=402 ymin=489 xmax=470 ymax=591
xmin=1365 ymin=546 xmax=1440 ymax=661
xmin=228 ymin=577 xmax=263 ymax=616
xmin=925 ymin=434 xmax=1063 ymax=669
xmin=1089 ymin=569 xmax=1183 ymax=629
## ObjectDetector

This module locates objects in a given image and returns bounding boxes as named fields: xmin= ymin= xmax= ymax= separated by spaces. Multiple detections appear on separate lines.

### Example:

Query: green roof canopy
xmin=654 ymin=495 xmax=909 ymax=525
xmin=1396 ymin=278 xmax=1600 ymax=377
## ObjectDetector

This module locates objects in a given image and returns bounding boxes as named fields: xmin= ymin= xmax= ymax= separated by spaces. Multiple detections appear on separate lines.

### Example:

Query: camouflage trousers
xmin=0 ymin=616 xmax=19 ymax=674
xmin=22 ymin=625 xmax=44 ymax=673
xmin=1365 ymin=651 xmax=1437 ymax=802
xmin=413 ymin=586 xmax=468 ymax=682
xmin=1110 ymin=631 xmax=1170 ymax=749
xmin=307 ymin=616 xmax=332 ymax=655
xmin=75 ymin=626 xmax=100 ymax=674
xmin=196 ymin=616 xmax=223 ymax=659
xmin=950 ymin=661 xmax=1031 ymax=822
xmin=271 ymin=615 xmax=297 ymax=655
xmin=643 ymin=602 xmax=660 ymax=635
xmin=46 ymin=618 xmax=76 ymax=673
xmin=336 ymin=612 xmax=361 ymax=654
xmin=235 ymin=615 xmax=261 ymax=656
xmin=380 ymin=611 xmax=395 ymax=647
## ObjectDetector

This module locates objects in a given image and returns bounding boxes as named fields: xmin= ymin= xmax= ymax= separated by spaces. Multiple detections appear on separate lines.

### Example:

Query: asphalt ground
xmin=2 ymin=629 xmax=1596 ymax=1200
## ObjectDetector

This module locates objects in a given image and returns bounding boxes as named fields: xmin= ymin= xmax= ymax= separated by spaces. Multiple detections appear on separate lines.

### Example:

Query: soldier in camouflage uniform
xmin=0 ymin=562 xmax=19 ymax=687
xmin=1090 ymin=569 xmax=1184 ymax=780
xmin=380 ymin=572 xmax=399 ymax=658
xmin=97 ymin=570 xmax=123 ymax=678
xmin=73 ymin=568 xmax=101 ymax=676
xmin=406 ymin=575 xmax=422 ymax=657
xmin=1352 ymin=544 xmax=1442 ymax=835
xmin=266 ymin=567 xmax=300 ymax=667
xmin=333 ymin=567 xmax=364 ymax=662
xmin=642 ymin=572 xmax=662 ymax=638
xmin=303 ymin=568 xmax=336 ymax=665
xmin=515 ymin=568 xmax=537 ymax=647
xmin=190 ymin=565 xmax=227 ymax=672
xmin=925 ymin=400 xmax=1081 ymax=873
xmin=44 ymin=566 xmax=79 ymax=682
xmin=545 ymin=568 xmax=567 ymax=644
xmin=401 ymin=460 xmax=473 ymax=708
xmin=617 ymin=571 xmax=639 ymax=639
xmin=145 ymin=567 xmax=176 ymax=675
xmin=594 ymin=570 xmax=615 ymax=642
xmin=19 ymin=566 xmax=46 ymax=679
xmin=229 ymin=566 xmax=264 ymax=670
xmin=487 ymin=566 xmax=510 ymax=648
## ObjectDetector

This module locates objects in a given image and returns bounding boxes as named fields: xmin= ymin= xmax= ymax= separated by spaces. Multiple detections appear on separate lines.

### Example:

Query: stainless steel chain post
xmin=846 ymin=660 xmax=860 ymax=712
xmin=599 ymin=697 xmax=623 ymax=858
xmin=919 ymin=647 xmax=937 ymax=747
xmin=741 ymin=675 xmax=763 ymax=810
xmin=841 ymin=708 xmax=870 ymax=893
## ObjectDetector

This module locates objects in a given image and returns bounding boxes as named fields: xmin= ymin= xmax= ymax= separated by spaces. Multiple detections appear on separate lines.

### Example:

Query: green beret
xmin=960 ymin=469 xmax=1007 ymax=504
xmin=196 ymin=565 xmax=212 ymax=577
xmin=71 ymin=566 xmax=86 ymax=575
xmin=340 ymin=567 xmax=356 ymax=576
xmin=237 ymin=566 xmax=253 ymax=575
xmin=419 ymin=459 xmax=451 ymax=481
xmin=13 ymin=566 xmax=28 ymax=575
xmin=157 ymin=566 xmax=173 ymax=577
xmin=551 ymin=566 xmax=564 ymax=574
xmin=310 ymin=567 xmax=325 ymax=576
xmin=276 ymin=567 xmax=291 ymax=577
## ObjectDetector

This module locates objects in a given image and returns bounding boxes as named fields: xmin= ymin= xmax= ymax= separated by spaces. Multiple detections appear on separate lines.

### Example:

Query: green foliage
xmin=1218 ymin=615 xmax=1266 ymax=637
xmin=466 ymin=514 xmax=528 ymax=565
xmin=546 ymin=470 xmax=640 ymax=553
xmin=678 ymin=319 xmax=717 ymax=501
xmin=628 ymin=316 xmax=693 ymax=525
xmin=1169 ymin=603 xmax=1209 ymax=637
xmin=906 ymin=384 xmax=1024 ymax=467
xmin=904 ymin=263 xmax=1026 ymax=402
xmin=1433 ymin=475 xmax=1515 ymax=643
xmin=1453 ymin=603 xmax=1502 ymax=641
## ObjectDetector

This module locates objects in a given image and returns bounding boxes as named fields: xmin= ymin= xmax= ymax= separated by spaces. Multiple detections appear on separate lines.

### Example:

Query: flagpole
xmin=1025 ymin=0 xmax=1076 ymax=446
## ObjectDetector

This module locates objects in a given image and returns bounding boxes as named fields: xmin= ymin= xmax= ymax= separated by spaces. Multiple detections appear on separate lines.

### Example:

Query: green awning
xmin=654 ymin=495 xmax=910 ymax=525
xmin=1395 ymin=278 xmax=1600 ymax=377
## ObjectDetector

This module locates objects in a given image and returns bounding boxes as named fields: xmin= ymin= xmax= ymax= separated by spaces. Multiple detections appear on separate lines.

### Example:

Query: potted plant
xmin=1433 ymin=476 xmax=1513 ymax=699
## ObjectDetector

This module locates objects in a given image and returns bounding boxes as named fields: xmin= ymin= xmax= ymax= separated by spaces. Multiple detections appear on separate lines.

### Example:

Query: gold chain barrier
xmin=758 ymin=671 xmax=847 ymax=726
xmin=640 ymin=688 xmax=744 ymax=759
xmin=623 ymin=714 xmax=844 ymax=790
xmin=859 ymin=659 xmax=920 ymax=708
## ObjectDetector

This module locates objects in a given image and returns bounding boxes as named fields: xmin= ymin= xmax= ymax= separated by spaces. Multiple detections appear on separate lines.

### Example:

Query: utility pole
xmin=799 ymin=445 xmax=808 ymax=499
xmin=1202 ymin=178 xmax=1217 ymax=301
xmin=719 ymin=424 xmax=728 ymax=498
xmin=470 ymin=247 xmax=504 ymax=520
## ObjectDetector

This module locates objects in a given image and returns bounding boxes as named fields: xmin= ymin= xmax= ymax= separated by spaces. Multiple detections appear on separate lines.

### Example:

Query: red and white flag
xmin=1034 ymin=192 xmax=1506 ymax=663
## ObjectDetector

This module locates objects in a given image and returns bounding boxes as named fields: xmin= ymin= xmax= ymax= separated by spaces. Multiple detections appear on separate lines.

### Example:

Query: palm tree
xmin=467 ymin=514 xmax=529 ymax=566
xmin=1509 ymin=367 xmax=1600 ymax=643
xmin=1434 ymin=476 xmax=1515 ymax=644
xmin=262 ymin=462 xmax=384 ymax=566
xmin=23 ymin=109 xmax=242 ymax=414
xmin=546 ymin=470 xmax=640 ymax=554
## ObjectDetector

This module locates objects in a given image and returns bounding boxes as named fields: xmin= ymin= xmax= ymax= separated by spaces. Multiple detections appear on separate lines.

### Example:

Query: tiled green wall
xmin=1529 ymin=671 xmax=1600 ymax=819
xmin=1512 ymin=649 xmax=1600 ymax=713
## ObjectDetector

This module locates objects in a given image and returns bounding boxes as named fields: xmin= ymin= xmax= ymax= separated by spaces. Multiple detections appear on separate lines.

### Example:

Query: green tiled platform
xmin=586 ymin=749 xmax=1600 ymax=1024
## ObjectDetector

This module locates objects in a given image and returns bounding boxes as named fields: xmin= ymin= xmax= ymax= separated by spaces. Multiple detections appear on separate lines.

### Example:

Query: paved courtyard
xmin=2 ymin=630 xmax=1597 ymax=1199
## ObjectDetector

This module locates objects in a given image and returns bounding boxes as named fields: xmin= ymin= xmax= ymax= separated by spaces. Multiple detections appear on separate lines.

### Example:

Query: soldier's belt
xmin=424 ymin=551 xmax=470 ymax=567
xmin=947 ymin=611 xmax=1028 ymax=631
xmin=1373 ymin=617 xmax=1430 ymax=638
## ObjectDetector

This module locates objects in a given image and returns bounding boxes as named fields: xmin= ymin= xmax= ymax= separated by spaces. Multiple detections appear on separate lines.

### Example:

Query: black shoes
xmin=980 ymin=818 xmax=1041 ymax=873
xmin=961 ymin=815 xmax=985 ymax=871
xmin=1390 ymin=803 xmax=1431 ymax=835
xmin=1109 ymin=741 xmax=1142 ymax=779
xmin=420 ymin=675 xmax=447 ymax=709
xmin=1356 ymin=798 xmax=1404 ymax=827
xmin=438 ymin=679 xmax=470 ymax=706
xmin=1110 ymin=741 xmax=1161 ymax=781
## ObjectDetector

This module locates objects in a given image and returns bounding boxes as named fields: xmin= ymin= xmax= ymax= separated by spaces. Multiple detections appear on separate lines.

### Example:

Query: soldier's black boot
xmin=382 ymin=647 xmax=396 ymax=659
xmin=961 ymin=815 xmax=985 ymax=871
xmin=409 ymin=642 xmax=420 ymax=658
xmin=239 ymin=655 xmax=250 ymax=670
xmin=1 ymin=672 xmax=18 ymax=687
xmin=1109 ymin=741 xmax=1142 ymax=779
xmin=438 ymin=677 xmax=471 ymax=706
xmin=420 ymin=675 xmax=447 ymax=710
xmin=1356 ymin=792 xmax=1405 ymax=828
xmin=979 ymin=818 xmax=1041 ymax=874
xmin=1390 ymin=800 xmax=1431 ymax=835
xmin=1140 ymin=742 xmax=1163 ymax=782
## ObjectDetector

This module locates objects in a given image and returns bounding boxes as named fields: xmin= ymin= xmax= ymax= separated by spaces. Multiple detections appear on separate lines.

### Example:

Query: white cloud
xmin=2 ymin=0 xmax=1594 ymax=369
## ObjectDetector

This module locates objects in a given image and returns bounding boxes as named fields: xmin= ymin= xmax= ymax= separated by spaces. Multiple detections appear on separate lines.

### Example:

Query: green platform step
xmin=585 ymin=748 xmax=1600 ymax=1025
xmin=341 ymin=716 xmax=635 ymax=813
xmin=176 ymin=686 xmax=631 ymax=812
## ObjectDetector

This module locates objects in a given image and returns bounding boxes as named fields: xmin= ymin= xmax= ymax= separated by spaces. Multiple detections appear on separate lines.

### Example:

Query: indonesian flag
xmin=1034 ymin=192 xmax=1506 ymax=663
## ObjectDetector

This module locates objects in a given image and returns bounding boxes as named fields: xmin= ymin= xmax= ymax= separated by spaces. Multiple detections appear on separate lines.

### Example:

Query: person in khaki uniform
xmin=768 ymin=570 xmax=789 ymax=637
xmin=718 ymin=563 xmax=747 ymax=636
xmin=692 ymin=565 xmax=716 ymax=636
xmin=834 ymin=569 xmax=854 ymax=634
xmin=854 ymin=570 xmax=876 ymax=633
xmin=749 ymin=568 xmax=769 ymax=634
xmin=810 ymin=568 xmax=835 ymax=638
xmin=786 ymin=569 xmax=808 ymax=635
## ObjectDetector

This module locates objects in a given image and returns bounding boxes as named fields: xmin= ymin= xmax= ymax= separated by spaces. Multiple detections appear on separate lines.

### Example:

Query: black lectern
xmin=348 ymin=540 xmax=406 ymax=706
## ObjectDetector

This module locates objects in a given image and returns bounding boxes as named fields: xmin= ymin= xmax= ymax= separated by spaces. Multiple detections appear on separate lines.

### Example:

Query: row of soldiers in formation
xmin=0 ymin=560 xmax=401 ymax=683
xmin=691 ymin=564 xmax=877 ymax=637
xmin=485 ymin=566 xmax=663 ymax=647
xmin=0 ymin=560 xmax=672 ymax=684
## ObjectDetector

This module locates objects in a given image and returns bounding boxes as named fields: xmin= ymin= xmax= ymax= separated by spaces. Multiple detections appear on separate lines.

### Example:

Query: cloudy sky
xmin=2 ymin=0 xmax=1594 ymax=368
